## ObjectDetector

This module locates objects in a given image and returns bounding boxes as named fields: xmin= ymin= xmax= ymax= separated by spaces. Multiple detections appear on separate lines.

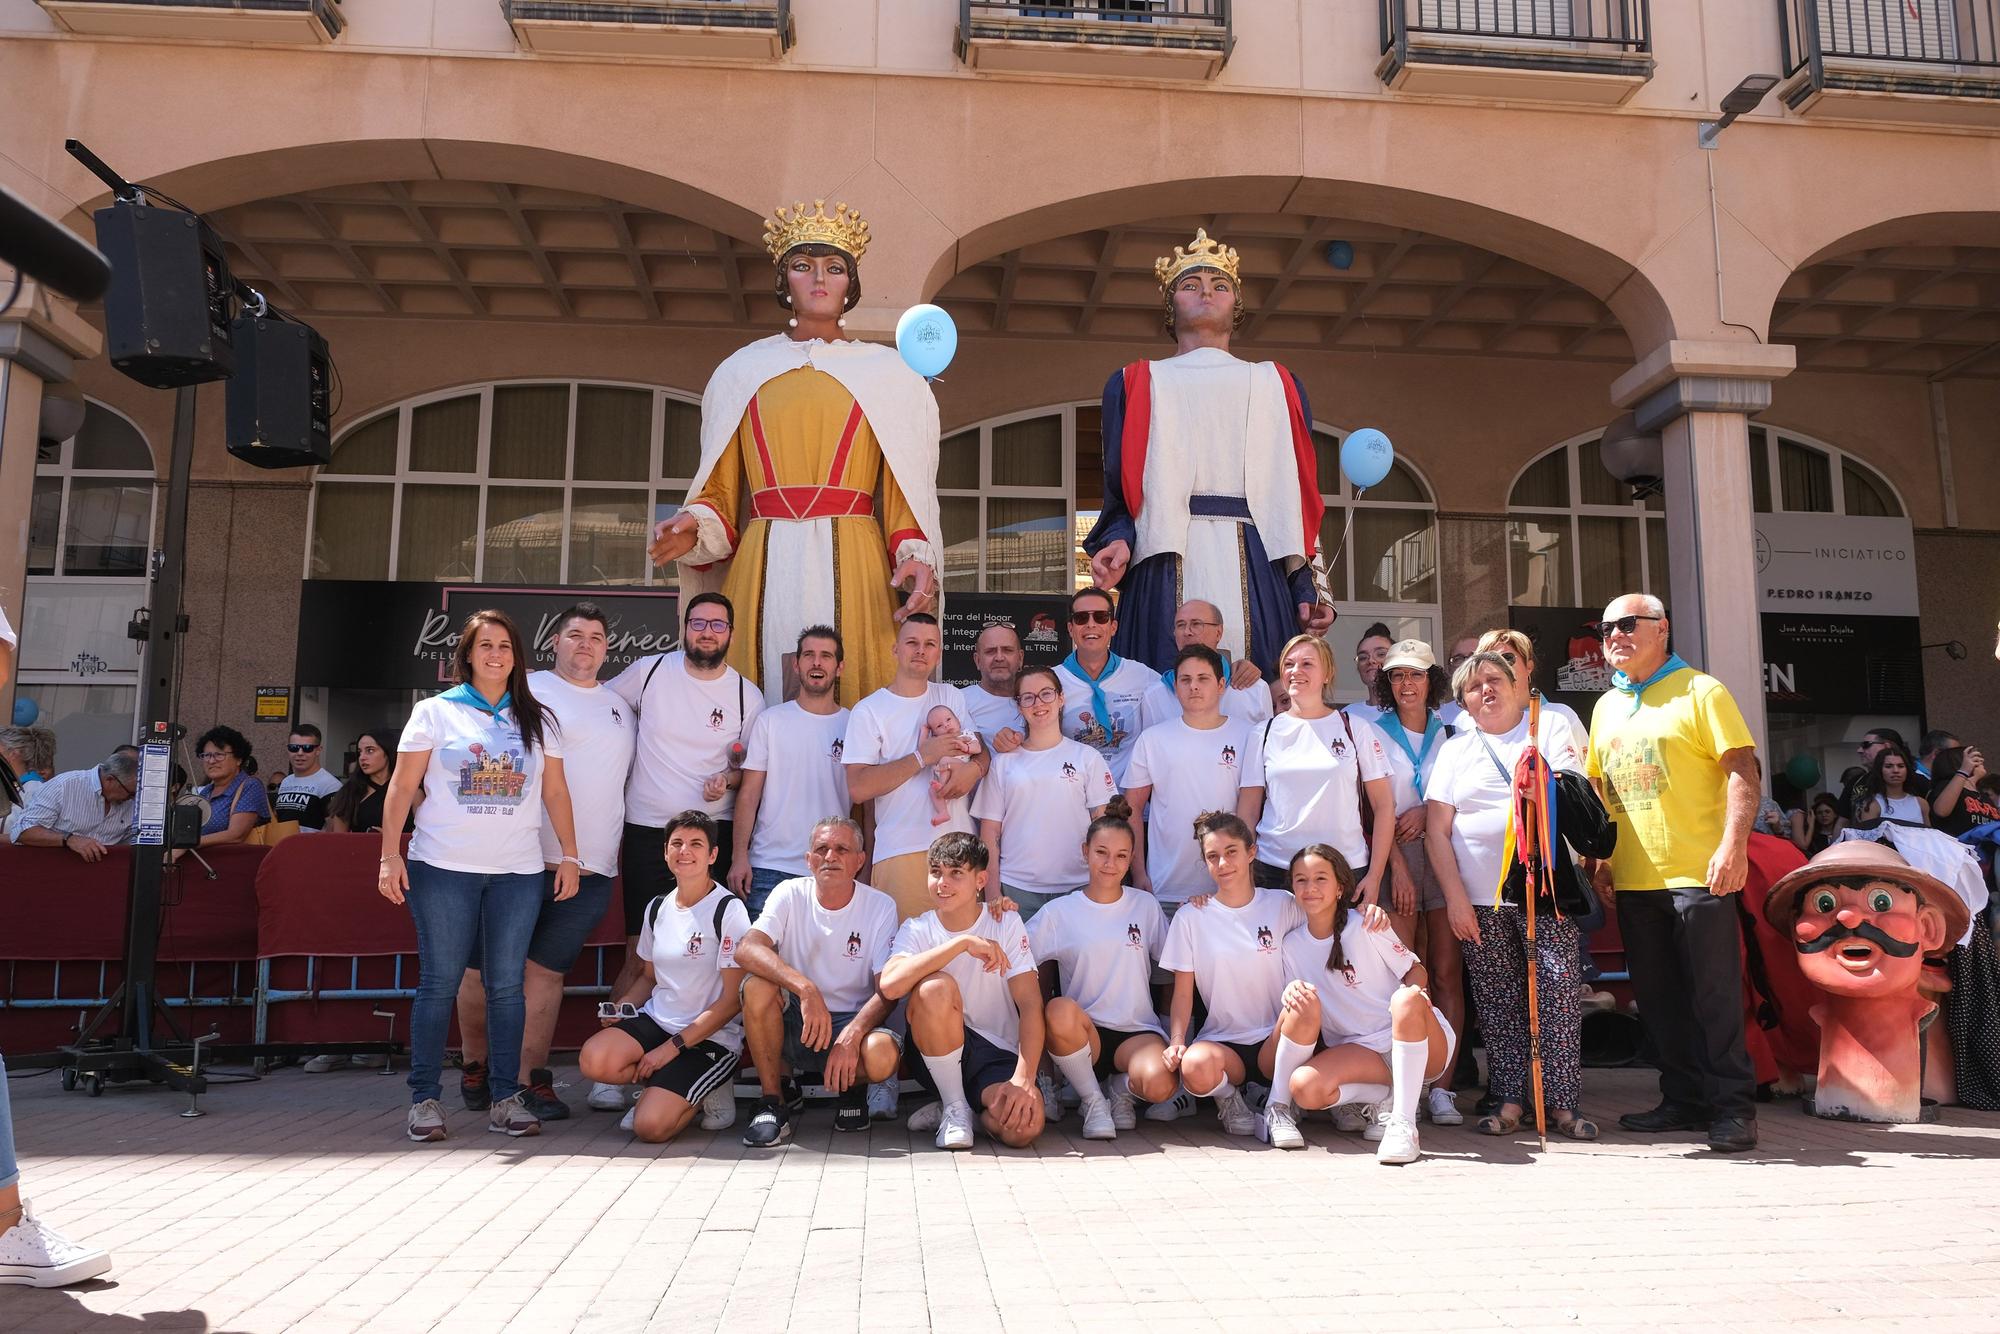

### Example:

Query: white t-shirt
xmin=638 ymin=884 xmax=753 ymax=1054
xmin=401 ymin=690 xmax=562 ymax=876
xmin=1282 ymin=915 xmax=1420 ymax=1055
xmin=1368 ymin=712 xmax=1453 ymax=815
xmin=607 ymin=652 xmax=762 ymax=825
xmin=528 ymin=670 xmax=636 ymax=875
xmin=889 ymin=908 xmax=1036 ymax=1051
xmin=1343 ymin=700 xmax=1388 ymax=730
xmin=1055 ymin=657 xmax=1157 ymax=785
xmin=962 ymin=685 xmax=1024 ymax=745
xmin=969 ymin=739 xmax=1116 ymax=895
xmin=1241 ymin=712 xmax=1390 ymax=871
xmin=1428 ymin=712 xmax=1582 ymax=910
xmin=742 ymin=701 xmax=851 ymax=875
xmin=750 ymin=877 xmax=899 ymax=1014
xmin=1535 ymin=698 xmax=1590 ymax=764
xmin=1027 ymin=887 xmax=1167 ymax=1036
xmin=1157 ymin=888 xmax=1306 ymax=1044
xmin=1123 ymin=716 xmax=1252 ymax=903
xmin=844 ymin=683 xmax=979 ymax=862
xmin=273 ymin=767 xmax=342 ymax=831
xmin=1139 ymin=677 xmax=1273 ymax=731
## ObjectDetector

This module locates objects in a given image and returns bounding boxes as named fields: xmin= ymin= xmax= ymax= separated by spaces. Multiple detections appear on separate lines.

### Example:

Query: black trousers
xmin=1617 ymin=886 xmax=1755 ymax=1120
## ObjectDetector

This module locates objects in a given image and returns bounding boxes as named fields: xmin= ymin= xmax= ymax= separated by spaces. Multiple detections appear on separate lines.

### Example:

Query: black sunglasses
xmin=287 ymin=742 xmax=320 ymax=753
xmin=1070 ymin=609 xmax=1114 ymax=625
xmin=1595 ymin=614 xmax=1663 ymax=640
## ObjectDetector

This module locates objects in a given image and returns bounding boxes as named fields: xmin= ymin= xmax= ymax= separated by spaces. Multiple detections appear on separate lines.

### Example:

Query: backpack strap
xmin=631 ymin=653 xmax=668 ymax=720
xmin=644 ymin=893 xmax=667 ymax=936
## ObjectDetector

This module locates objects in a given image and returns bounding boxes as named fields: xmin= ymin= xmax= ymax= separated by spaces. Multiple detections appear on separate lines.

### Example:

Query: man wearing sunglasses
xmin=272 ymin=723 xmax=343 ymax=832
xmin=12 ymin=750 xmax=140 ymax=861
xmin=1583 ymin=593 xmax=1761 ymax=1152
xmin=1054 ymin=587 xmax=1158 ymax=785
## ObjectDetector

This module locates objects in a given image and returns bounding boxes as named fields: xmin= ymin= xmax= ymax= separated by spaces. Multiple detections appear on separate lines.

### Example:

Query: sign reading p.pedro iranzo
xmin=1753 ymin=513 xmax=1918 ymax=617
xmin=295 ymin=581 xmax=681 ymax=691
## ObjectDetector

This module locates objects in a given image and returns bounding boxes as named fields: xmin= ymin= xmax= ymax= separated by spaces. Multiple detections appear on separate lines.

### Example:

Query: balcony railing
xmin=1779 ymin=0 xmax=2000 ymax=115
xmin=36 ymin=0 xmax=345 ymax=42
xmin=501 ymin=0 xmax=793 ymax=58
xmin=958 ymin=0 xmax=1233 ymax=79
xmin=1378 ymin=0 xmax=1652 ymax=100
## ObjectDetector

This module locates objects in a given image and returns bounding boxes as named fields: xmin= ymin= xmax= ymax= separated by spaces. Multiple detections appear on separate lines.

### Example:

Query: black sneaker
xmin=1618 ymin=1101 xmax=1712 ymax=1133
xmin=833 ymin=1083 xmax=869 ymax=1133
xmin=460 ymin=1060 xmax=491 ymax=1112
xmin=1706 ymin=1115 xmax=1758 ymax=1153
xmin=742 ymin=1096 xmax=792 ymax=1148
xmin=521 ymin=1068 xmax=570 ymax=1122
xmin=781 ymin=1077 xmax=806 ymax=1114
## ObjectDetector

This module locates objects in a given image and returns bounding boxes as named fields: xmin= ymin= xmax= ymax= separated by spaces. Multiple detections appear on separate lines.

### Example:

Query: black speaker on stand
xmin=93 ymin=201 xmax=235 ymax=388
xmin=227 ymin=308 xmax=332 ymax=469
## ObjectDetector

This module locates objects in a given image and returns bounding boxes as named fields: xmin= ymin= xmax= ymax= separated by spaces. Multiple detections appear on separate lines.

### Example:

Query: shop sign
xmin=1760 ymin=614 xmax=1923 ymax=716
xmin=940 ymin=592 xmax=1070 ymax=687
xmin=254 ymin=686 xmax=292 ymax=721
xmin=19 ymin=579 xmax=141 ymax=679
xmin=1754 ymin=513 xmax=1918 ymax=616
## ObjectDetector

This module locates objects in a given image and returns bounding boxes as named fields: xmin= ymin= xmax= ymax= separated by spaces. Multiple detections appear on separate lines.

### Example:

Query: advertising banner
xmin=1754 ymin=513 xmax=1918 ymax=616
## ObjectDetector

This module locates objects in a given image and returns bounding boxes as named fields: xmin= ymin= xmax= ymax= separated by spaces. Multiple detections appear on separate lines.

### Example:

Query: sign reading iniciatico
xmin=296 ymin=581 xmax=681 ymax=691
xmin=1753 ymin=512 xmax=1918 ymax=617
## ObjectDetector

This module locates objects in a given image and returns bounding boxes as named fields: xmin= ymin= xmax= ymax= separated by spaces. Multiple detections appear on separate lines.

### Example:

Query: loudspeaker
xmin=226 ymin=315 xmax=333 ymax=469
xmin=94 ymin=201 xmax=235 ymax=388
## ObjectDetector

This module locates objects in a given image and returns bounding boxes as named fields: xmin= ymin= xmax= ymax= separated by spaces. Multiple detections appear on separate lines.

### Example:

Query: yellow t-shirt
xmin=1586 ymin=668 xmax=1755 ymax=890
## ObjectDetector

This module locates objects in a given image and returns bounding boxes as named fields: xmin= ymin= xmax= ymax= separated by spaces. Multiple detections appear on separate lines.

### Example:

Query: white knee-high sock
xmin=1336 ymin=1080 xmax=1391 ymax=1108
xmin=1269 ymin=1036 xmax=1314 ymax=1110
xmin=1390 ymin=1040 xmax=1427 ymax=1122
xmin=923 ymin=1046 xmax=968 ymax=1110
xmin=1051 ymin=1047 xmax=1103 ymax=1103
xmin=1208 ymin=1074 xmax=1237 ymax=1104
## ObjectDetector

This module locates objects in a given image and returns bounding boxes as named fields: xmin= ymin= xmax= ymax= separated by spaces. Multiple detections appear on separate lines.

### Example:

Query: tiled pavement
xmin=4 ymin=1062 xmax=1999 ymax=1333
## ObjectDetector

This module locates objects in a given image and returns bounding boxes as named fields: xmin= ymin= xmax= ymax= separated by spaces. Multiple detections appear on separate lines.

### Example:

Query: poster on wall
xmin=1507 ymin=606 xmax=1613 ymax=721
xmin=940 ymin=592 xmax=1070 ymax=688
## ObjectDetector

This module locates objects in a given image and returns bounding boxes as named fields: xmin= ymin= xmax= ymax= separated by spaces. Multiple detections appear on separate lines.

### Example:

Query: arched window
xmin=307 ymin=381 xmax=701 ymax=585
xmin=1507 ymin=432 xmax=1669 ymax=609
xmin=28 ymin=401 xmax=155 ymax=578
xmin=1311 ymin=430 xmax=1442 ymax=701
xmin=938 ymin=406 xmax=1079 ymax=594
xmin=1747 ymin=426 xmax=1903 ymax=518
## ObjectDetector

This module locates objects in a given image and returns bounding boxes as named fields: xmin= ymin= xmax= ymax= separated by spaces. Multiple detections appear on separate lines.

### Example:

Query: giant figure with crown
xmin=1084 ymin=230 xmax=1335 ymax=677
xmin=648 ymin=201 xmax=942 ymax=706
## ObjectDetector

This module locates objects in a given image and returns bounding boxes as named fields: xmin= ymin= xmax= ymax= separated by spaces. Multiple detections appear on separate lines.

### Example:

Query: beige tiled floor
xmin=4 ymin=1063 xmax=1999 ymax=1333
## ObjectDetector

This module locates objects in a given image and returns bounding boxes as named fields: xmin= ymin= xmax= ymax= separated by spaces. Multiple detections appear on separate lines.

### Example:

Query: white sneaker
xmin=301 ymin=1053 xmax=349 ymax=1073
xmin=488 ymin=1091 xmax=541 ymax=1138
xmin=1215 ymin=1089 xmax=1259 ymax=1137
xmin=353 ymin=1053 xmax=387 ymax=1070
xmin=936 ymin=1101 xmax=976 ymax=1150
xmin=699 ymin=1080 xmax=737 ymax=1130
xmin=618 ymin=1104 xmax=637 ymax=1133
xmin=1038 ymin=1073 xmax=1064 ymax=1123
xmin=1376 ymin=1112 xmax=1422 ymax=1164
xmin=1426 ymin=1087 xmax=1464 ymax=1125
xmin=1078 ymin=1095 xmax=1117 ymax=1141
xmin=1144 ymin=1089 xmax=1195 ymax=1122
xmin=587 ymin=1081 xmax=629 ymax=1112
xmin=1104 ymin=1073 xmax=1137 ymax=1131
xmin=1362 ymin=1099 xmax=1393 ymax=1142
xmin=406 ymin=1098 xmax=447 ymax=1143
xmin=0 ymin=1201 xmax=114 ymax=1288
xmin=906 ymin=1100 xmax=943 ymax=1132
xmin=1260 ymin=1101 xmax=1305 ymax=1150
xmin=1332 ymin=1102 xmax=1370 ymax=1133
xmin=868 ymin=1077 xmax=899 ymax=1121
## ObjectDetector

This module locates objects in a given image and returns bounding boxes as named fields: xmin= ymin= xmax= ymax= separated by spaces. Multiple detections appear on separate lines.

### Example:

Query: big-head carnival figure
xmin=648 ymin=201 xmax=943 ymax=706
xmin=1083 ymin=229 xmax=1336 ymax=677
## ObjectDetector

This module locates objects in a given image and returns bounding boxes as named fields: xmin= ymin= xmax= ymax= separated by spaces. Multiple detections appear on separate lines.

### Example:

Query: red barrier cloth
xmin=0 ymin=845 xmax=263 ymax=961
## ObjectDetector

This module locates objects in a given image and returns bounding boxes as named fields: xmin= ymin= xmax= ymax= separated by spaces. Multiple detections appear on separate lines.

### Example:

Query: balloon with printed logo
xmin=1339 ymin=428 xmax=1395 ymax=491
xmin=896 ymin=304 xmax=958 ymax=379
xmin=1785 ymin=753 xmax=1821 ymax=791
xmin=11 ymin=697 xmax=37 ymax=726
xmin=1325 ymin=240 xmax=1355 ymax=271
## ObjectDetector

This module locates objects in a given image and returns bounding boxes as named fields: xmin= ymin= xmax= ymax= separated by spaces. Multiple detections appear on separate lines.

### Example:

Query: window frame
xmin=937 ymin=401 xmax=1080 ymax=594
xmin=29 ymin=399 xmax=157 ymax=580
xmin=1751 ymin=424 xmax=1905 ymax=518
xmin=1505 ymin=428 xmax=1668 ymax=607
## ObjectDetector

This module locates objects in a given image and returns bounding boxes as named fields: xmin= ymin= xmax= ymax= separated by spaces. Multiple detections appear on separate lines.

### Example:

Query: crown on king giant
xmin=1154 ymin=227 xmax=1240 ymax=289
xmin=764 ymin=200 xmax=871 ymax=263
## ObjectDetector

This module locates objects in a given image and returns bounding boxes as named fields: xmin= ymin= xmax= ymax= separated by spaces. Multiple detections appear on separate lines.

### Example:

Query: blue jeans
xmin=0 ymin=1051 xmax=18 ymax=1191
xmin=406 ymin=861 xmax=543 ymax=1106
xmin=747 ymin=866 xmax=794 ymax=920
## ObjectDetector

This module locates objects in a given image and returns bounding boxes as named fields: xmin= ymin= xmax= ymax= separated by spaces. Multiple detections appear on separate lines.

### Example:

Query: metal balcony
xmin=36 ymin=0 xmax=345 ymax=43
xmin=957 ymin=0 xmax=1233 ymax=81
xmin=502 ymin=0 xmax=794 ymax=60
xmin=1378 ymin=0 xmax=1653 ymax=105
xmin=1779 ymin=0 xmax=2000 ymax=123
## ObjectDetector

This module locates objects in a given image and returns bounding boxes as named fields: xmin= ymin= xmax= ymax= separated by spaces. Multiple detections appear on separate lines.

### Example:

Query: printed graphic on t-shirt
xmin=830 ymin=737 xmax=845 ymax=761
xmin=706 ymin=707 xmax=727 ymax=731
xmin=845 ymin=930 xmax=863 ymax=958
xmin=1072 ymin=713 xmax=1129 ymax=756
xmin=1255 ymin=924 xmax=1277 ymax=953
xmin=453 ymin=743 xmax=527 ymax=813
xmin=686 ymin=930 xmax=706 ymax=957
xmin=1220 ymin=743 xmax=1238 ymax=768
xmin=1125 ymin=922 xmax=1144 ymax=948
xmin=1597 ymin=733 xmax=1667 ymax=817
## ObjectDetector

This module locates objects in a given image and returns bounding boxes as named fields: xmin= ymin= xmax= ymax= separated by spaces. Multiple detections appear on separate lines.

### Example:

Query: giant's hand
xmin=892 ymin=558 xmax=937 ymax=623
xmin=1297 ymin=601 xmax=1337 ymax=635
xmin=648 ymin=513 xmax=699 ymax=566
xmin=1091 ymin=540 xmax=1131 ymax=590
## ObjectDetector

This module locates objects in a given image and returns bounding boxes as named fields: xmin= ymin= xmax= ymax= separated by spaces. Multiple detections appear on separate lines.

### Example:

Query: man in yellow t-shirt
xmin=1585 ymin=593 xmax=1759 ymax=1153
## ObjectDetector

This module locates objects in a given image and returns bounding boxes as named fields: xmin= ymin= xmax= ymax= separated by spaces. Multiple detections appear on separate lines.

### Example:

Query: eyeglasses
xmin=1173 ymin=619 xmax=1219 ymax=632
xmin=1070 ymin=609 xmax=1113 ymax=625
xmin=104 ymin=777 xmax=135 ymax=801
xmin=198 ymin=751 xmax=230 ymax=762
xmin=1595 ymin=615 xmax=1663 ymax=640
xmin=287 ymin=742 xmax=319 ymax=753
xmin=685 ymin=617 xmax=731 ymax=633
xmin=1017 ymin=687 xmax=1060 ymax=706
xmin=1447 ymin=653 xmax=1471 ymax=668
xmin=1493 ymin=650 xmax=1519 ymax=665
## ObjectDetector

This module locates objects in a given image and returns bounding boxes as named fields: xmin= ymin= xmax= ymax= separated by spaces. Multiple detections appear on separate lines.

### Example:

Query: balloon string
xmin=1326 ymin=485 xmax=1366 ymax=572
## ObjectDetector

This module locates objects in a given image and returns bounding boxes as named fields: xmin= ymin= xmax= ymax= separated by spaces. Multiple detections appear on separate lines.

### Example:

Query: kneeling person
xmin=578 ymin=811 xmax=750 ymax=1144
xmin=1266 ymin=844 xmax=1456 ymax=1163
xmin=880 ymin=832 xmax=1045 ymax=1150
xmin=736 ymin=817 xmax=904 ymax=1145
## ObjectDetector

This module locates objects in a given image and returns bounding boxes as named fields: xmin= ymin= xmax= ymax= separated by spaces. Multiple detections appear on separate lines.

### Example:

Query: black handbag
xmin=1496 ymin=769 xmax=1617 ymax=919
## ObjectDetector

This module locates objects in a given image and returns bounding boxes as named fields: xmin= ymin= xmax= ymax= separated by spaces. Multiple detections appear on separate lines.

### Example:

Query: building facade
xmin=1 ymin=0 xmax=1996 ymax=789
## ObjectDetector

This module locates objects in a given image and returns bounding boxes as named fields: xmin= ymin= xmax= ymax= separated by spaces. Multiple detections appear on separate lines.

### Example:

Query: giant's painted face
xmin=1791 ymin=878 xmax=1946 ymax=997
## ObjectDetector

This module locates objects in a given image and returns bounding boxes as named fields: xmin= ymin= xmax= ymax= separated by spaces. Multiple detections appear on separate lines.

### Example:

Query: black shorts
xmin=916 ymin=1025 xmax=1020 ymax=1107
xmin=526 ymin=870 xmax=614 ymax=973
xmin=621 ymin=821 xmax=735 ymax=935
xmin=612 ymin=1012 xmax=739 ymax=1102
xmin=1091 ymin=1026 xmax=1159 ymax=1078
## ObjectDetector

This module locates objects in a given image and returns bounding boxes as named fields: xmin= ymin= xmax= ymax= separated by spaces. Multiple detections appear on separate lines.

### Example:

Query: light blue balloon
xmin=896 ymin=304 xmax=958 ymax=379
xmin=1340 ymin=428 xmax=1395 ymax=490
xmin=11 ymin=697 xmax=37 ymax=726
xmin=1326 ymin=239 xmax=1355 ymax=271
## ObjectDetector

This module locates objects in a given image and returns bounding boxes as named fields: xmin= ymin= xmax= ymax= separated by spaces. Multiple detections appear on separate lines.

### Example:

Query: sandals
xmin=1475 ymin=1108 xmax=1600 ymax=1140
xmin=1475 ymin=1110 xmax=1521 ymax=1136
xmin=1552 ymin=1115 xmax=1600 ymax=1141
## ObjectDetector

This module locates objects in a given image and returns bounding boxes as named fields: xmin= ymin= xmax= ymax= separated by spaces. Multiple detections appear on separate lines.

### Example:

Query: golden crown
xmin=763 ymin=199 xmax=870 ymax=264
xmin=1154 ymin=227 xmax=1240 ymax=289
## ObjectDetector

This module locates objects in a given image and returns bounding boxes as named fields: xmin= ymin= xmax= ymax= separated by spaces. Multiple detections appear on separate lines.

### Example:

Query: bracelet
xmin=560 ymin=855 xmax=583 ymax=867
xmin=379 ymin=854 xmax=402 ymax=864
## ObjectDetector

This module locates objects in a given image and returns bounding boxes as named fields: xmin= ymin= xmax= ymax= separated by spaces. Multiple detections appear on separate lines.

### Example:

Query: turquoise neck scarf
xmin=1064 ymin=650 xmax=1125 ymax=737
xmin=442 ymin=682 xmax=512 ymax=720
xmin=1381 ymin=711 xmax=1445 ymax=799
xmin=1610 ymin=654 xmax=1689 ymax=715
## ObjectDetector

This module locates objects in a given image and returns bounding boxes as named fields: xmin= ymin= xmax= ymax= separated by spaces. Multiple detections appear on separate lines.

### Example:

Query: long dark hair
xmin=327 ymin=726 xmax=398 ymax=831
xmin=452 ymin=609 xmax=549 ymax=753
xmin=1867 ymin=742 xmax=1918 ymax=801
xmin=1290 ymin=843 xmax=1359 ymax=977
